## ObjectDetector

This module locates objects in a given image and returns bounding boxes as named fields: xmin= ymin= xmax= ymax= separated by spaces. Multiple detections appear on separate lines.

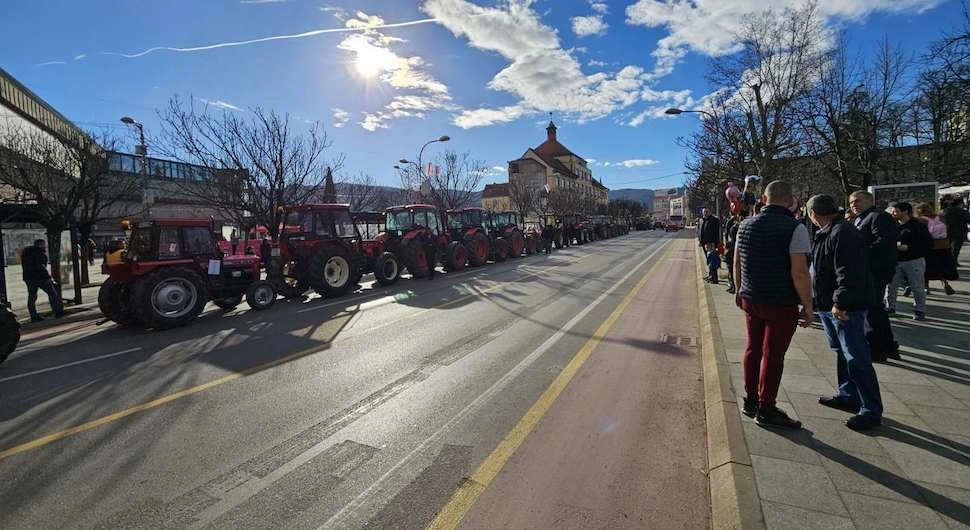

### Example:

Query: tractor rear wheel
xmin=0 ymin=305 xmax=20 ymax=365
xmin=403 ymin=239 xmax=429 ymax=278
xmin=445 ymin=241 xmax=467 ymax=271
xmin=508 ymin=231 xmax=524 ymax=258
xmin=310 ymin=250 xmax=355 ymax=297
xmin=493 ymin=239 xmax=509 ymax=262
xmin=213 ymin=295 xmax=243 ymax=311
xmin=131 ymin=267 xmax=208 ymax=330
xmin=98 ymin=277 xmax=136 ymax=325
xmin=465 ymin=232 xmax=489 ymax=267
xmin=246 ymin=281 xmax=277 ymax=311
xmin=374 ymin=252 xmax=401 ymax=286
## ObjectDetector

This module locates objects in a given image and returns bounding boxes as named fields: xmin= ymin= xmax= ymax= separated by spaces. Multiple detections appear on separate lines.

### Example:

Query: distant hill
xmin=609 ymin=188 xmax=655 ymax=206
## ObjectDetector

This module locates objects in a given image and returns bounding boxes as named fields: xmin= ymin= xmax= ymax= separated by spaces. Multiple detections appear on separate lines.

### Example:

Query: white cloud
xmin=625 ymin=0 xmax=943 ymax=81
xmin=320 ymin=4 xmax=349 ymax=20
xmin=620 ymin=159 xmax=660 ymax=168
xmin=37 ymin=61 xmax=66 ymax=66
xmin=332 ymin=108 xmax=350 ymax=127
xmin=588 ymin=59 xmax=607 ymax=67
xmin=589 ymin=1 xmax=609 ymax=14
xmin=571 ymin=15 xmax=608 ymax=37
xmin=73 ymin=53 xmax=87 ymax=61
xmin=199 ymin=98 xmax=242 ymax=111
xmin=424 ymin=0 xmax=648 ymax=128
xmin=338 ymin=12 xmax=453 ymax=131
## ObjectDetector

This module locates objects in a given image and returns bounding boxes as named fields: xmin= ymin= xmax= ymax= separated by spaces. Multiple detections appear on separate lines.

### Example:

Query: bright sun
xmin=354 ymin=44 xmax=399 ymax=78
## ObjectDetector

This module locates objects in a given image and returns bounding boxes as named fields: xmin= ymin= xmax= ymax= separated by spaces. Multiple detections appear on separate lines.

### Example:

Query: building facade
xmin=481 ymin=182 xmax=511 ymax=212
xmin=507 ymin=122 xmax=608 ymax=212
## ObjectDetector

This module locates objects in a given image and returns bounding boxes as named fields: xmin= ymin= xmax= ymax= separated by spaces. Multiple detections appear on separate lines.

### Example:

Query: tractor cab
xmin=383 ymin=205 xmax=462 ymax=277
xmin=352 ymin=211 xmax=387 ymax=240
xmin=386 ymin=204 xmax=442 ymax=237
xmin=445 ymin=207 xmax=488 ymax=233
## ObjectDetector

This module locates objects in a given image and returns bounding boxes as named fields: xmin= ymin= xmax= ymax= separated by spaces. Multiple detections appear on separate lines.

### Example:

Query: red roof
xmin=482 ymin=183 xmax=509 ymax=198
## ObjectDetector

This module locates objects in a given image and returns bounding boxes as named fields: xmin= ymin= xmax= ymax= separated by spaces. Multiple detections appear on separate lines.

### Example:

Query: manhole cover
xmin=661 ymin=334 xmax=698 ymax=347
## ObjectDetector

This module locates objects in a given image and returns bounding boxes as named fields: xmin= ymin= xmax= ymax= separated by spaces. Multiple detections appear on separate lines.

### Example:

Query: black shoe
xmin=726 ymin=287 xmax=736 ymax=294
xmin=846 ymin=414 xmax=881 ymax=431
xmin=903 ymin=287 xmax=912 ymax=297
xmin=756 ymin=407 xmax=802 ymax=429
xmin=30 ymin=315 xmax=44 ymax=323
xmin=742 ymin=397 xmax=757 ymax=418
xmin=818 ymin=395 xmax=859 ymax=413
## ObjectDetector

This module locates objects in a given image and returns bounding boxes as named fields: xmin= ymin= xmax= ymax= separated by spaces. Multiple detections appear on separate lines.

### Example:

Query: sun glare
xmin=353 ymin=44 xmax=399 ymax=79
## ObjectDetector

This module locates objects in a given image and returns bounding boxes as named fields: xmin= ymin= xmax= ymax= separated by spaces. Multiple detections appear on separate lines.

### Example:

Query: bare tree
xmin=508 ymin=179 xmax=540 ymax=219
xmin=335 ymin=171 xmax=381 ymax=211
xmin=0 ymin=127 xmax=143 ymax=292
xmin=424 ymin=150 xmax=487 ymax=212
xmin=157 ymin=96 xmax=342 ymax=239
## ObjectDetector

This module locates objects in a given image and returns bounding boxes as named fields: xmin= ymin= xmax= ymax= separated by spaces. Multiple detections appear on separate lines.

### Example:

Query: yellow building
xmin=507 ymin=122 xmax=608 ymax=208
xmin=481 ymin=182 xmax=511 ymax=212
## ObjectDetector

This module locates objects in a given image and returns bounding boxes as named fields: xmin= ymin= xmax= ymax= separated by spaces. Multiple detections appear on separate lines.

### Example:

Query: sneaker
xmin=818 ymin=395 xmax=859 ymax=413
xmin=846 ymin=414 xmax=881 ymax=431
xmin=914 ymin=311 xmax=926 ymax=321
xmin=903 ymin=287 xmax=912 ymax=297
xmin=726 ymin=287 xmax=736 ymax=294
xmin=742 ymin=397 xmax=758 ymax=418
xmin=945 ymin=283 xmax=955 ymax=296
xmin=30 ymin=315 xmax=44 ymax=323
xmin=756 ymin=407 xmax=802 ymax=430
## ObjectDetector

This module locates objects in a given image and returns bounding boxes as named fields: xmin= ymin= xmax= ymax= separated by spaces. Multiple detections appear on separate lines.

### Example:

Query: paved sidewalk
xmin=705 ymin=253 xmax=970 ymax=529
xmin=3 ymin=264 xmax=105 ymax=321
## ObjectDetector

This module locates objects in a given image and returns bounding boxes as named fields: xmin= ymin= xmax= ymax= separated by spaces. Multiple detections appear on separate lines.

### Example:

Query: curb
xmin=695 ymin=247 xmax=765 ymax=530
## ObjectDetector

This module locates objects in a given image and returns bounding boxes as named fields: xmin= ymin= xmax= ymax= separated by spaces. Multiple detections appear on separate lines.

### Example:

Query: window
xmin=387 ymin=211 xmax=412 ymax=230
xmin=284 ymin=211 xmax=311 ymax=233
xmin=183 ymin=227 xmax=215 ymax=256
xmin=313 ymin=211 xmax=333 ymax=237
xmin=426 ymin=211 xmax=440 ymax=234
xmin=158 ymin=227 xmax=182 ymax=259
xmin=412 ymin=210 xmax=429 ymax=228
xmin=333 ymin=209 xmax=357 ymax=238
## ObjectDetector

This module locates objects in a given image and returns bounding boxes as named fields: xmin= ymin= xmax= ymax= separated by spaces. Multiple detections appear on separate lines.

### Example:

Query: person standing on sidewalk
xmin=734 ymin=180 xmax=814 ymax=430
xmin=20 ymin=239 xmax=65 ymax=323
xmin=887 ymin=202 xmax=932 ymax=321
xmin=942 ymin=196 xmax=970 ymax=262
xmin=807 ymin=194 xmax=884 ymax=431
xmin=849 ymin=190 xmax=899 ymax=362
xmin=698 ymin=208 xmax=721 ymax=250
xmin=723 ymin=210 xmax=746 ymax=294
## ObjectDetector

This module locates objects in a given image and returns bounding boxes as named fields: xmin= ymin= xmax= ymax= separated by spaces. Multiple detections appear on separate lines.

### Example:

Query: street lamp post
xmin=121 ymin=116 xmax=152 ymax=218
xmin=666 ymin=108 xmax=726 ymax=217
xmin=399 ymin=135 xmax=450 ymax=202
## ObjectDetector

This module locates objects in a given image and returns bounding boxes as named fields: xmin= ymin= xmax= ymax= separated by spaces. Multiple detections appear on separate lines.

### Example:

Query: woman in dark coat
xmin=916 ymin=203 xmax=958 ymax=295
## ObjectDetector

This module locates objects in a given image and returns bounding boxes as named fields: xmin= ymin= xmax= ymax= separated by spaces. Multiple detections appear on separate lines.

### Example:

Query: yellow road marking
xmin=0 ymin=246 xmax=623 ymax=461
xmin=426 ymin=242 xmax=676 ymax=530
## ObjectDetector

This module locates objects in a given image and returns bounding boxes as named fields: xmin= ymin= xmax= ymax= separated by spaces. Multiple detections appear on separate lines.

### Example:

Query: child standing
xmin=706 ymin=243 xmax=721 ymax=284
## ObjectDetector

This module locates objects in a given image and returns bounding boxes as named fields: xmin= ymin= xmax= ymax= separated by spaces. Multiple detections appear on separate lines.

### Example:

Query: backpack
xmin=927 ymin=216 xmax=947 ymax=240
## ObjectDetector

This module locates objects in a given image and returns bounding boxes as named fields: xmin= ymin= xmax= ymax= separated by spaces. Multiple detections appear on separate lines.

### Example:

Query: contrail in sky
xmin=103 ymin=17 xmax=439 ymax=59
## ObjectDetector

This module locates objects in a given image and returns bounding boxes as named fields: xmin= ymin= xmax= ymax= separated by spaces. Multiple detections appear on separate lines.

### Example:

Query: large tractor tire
xmin=98 ymin=277 xmax=137 ymax=326
xmin=374 ymin=252 xmax=401 ymax=286
xmin=465 ymin=232 xmax=489 ymax=267
xmin=246 ymin=281 xmax=277 ymax=311
xmin=309 ymin=249 xmax=355 ymax=297
xmin=0 ymin=304 xmax=20 ymax=365
xmin=508 ymin=231 xmax=524 ymax=258
xmin=213 ymin=295 xmax=243 ymax=311
xmin=273 ymin=259 xmax=308 ymax=299
xmin=493 ymin=239 xmax=510 ymax=262
xmin=402 ymin=238 xmax=430 ymax=278
xmin=444 ymin=241 xmax=467 ymax=272
xmin=131 ymin=267 xmax=208 ymax=330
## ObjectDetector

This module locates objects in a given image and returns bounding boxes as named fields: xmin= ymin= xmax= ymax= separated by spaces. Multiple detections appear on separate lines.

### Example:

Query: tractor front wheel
xmin=0 ymin=305 xmax=20 ymax=365
xmin=493 ymin=239 xmax=509 ymax=262
xmin=246 ymin=281 xmax=277 ymax=311
xmin=402 ymin=239 xmax=430 ymax=278
xmin=509 ymin=232 xmax=524 ymax=258
xmin=131 ymin=267 xmax=208 ymax=330
xmin=374 ymin=252 xmax=401 ymax=286
xmin=465 ymin=233 xmax=489 ymax=267
xmin=445 ymin=241 xmax=467 ymax=271
xmin=98 ymin=277 xmax=136 ymax=326
xmin=310 ymin=250 xmax=355 ymax=297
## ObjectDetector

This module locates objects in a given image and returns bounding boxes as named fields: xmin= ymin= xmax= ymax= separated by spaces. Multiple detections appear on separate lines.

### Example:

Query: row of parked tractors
xmin=96 ymin=204 xmax=630 ymax=331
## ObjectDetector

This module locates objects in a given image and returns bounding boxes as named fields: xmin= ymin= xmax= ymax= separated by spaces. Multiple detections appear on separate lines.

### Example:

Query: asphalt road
xmin=0 ymin=230 xmax=708 ymax=530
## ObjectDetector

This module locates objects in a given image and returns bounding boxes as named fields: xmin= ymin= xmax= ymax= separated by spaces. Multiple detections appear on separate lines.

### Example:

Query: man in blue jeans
xmin=807 ymin=195 xmax=883 ymax=430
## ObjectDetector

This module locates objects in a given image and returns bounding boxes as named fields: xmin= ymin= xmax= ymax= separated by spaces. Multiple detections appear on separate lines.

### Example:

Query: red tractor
xmin=99 ymin=219 xmax=277 ymax=330
xmin=489 ymin=211 xmax=534 ymax=256
xmin=382 ymin=204 xmax=466 ymax=277
xmin=352 ymin=210 xmax=402 ymax=287
xmin=271 ymin=204 xmax=366 ymax=299
xmin=446 ymin=207 xmax=510 ymax=265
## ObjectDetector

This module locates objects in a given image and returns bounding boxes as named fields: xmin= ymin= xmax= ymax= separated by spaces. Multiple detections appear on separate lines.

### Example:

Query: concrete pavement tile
xmin=818 ymin=451 xmax=925 ymax=505
xmin=840 ymin=491 xmax=949 ymax=530
xmin=879 ymin=391 xmax=916 ymax=417
xmin=751 ymin=455 xmax=848 ymax=516
xmin=934 ymin=379 xmax=970 ymax=402
xmin=801 ymin=417 xmax=889 ymax=458
xmin=909 ymin=405 xmax=970 ymax=437
xmin=742 ymin=421 xmax=820 ymax=464
xmin=883 ymin=383 xmax=966 ymax=410
xmin=875 ymin=417 xmax=970 ymax=489
xmin=783 ymin=347 xmax=810 ymax=362
xmin=872 ymin=364 xmax=936 ymax=386
xmin=789 ymin=392 xmax=855 ymax=420
xmin=761 ymin=500 xmax=856 ymax=530
xmin=912 ymin=481 xmax=970 ymax=529
xmin=782 ymin=374 xmax=837 ymax=396
xmin=778 ymin=359 xmax=823 ymax=377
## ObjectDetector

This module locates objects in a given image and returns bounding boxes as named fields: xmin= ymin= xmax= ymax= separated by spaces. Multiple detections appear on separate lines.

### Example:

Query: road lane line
xmin=425 ymin=241 xmax=678 ymax=530
xmin=0 ymin=348 xmax=143 ymax=383
xmin=319 ymin=239 xmax=672 ymax=529
xmin=0 ymin=243 xmax=615 ymax=461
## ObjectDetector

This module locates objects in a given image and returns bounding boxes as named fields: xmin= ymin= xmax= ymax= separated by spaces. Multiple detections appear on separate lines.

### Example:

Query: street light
xmin=667 ymin=108 xmax=727 ymax=217
xmin=664 ymin=107 xmax=715 ymax=119
xmin=399 ymin=135 xmax=451 ymax=201
xmin=121 ymin=116 xmax=151 ymax=217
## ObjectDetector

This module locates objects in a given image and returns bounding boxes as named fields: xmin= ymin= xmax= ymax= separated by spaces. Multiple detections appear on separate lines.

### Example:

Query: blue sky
xmin=1 ymin=0 xmax=965 ymax=190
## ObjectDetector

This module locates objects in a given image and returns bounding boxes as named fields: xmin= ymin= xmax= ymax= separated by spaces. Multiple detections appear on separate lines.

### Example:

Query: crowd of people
xmin=700 ymin=181 xmax=969 ymax=432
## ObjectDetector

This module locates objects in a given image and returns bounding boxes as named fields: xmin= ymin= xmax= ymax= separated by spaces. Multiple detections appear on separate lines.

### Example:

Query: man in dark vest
xmin=698 ymin=207 xmax=721 ymax=249
xmin=733 ymin=181 xmax=813 ymax=429
xmin=849 ymin=190 xmax=899 ymax=361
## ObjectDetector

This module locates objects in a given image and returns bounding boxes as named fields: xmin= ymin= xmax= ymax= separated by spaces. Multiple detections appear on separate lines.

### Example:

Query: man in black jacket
xmin=849 ymin=190 xmax=899 ymax=361
xmin=887 ymin=202 xmax=932 ymax=321
xmin=21 ymin=239 xmax=65 ymax=322
xmin=698 ymin=208 xmax=721 ymax=249
xmin=808 ymin=195 xmax=883 ymax=430
xmin=943 ymin=196 xmax=970 ymax=261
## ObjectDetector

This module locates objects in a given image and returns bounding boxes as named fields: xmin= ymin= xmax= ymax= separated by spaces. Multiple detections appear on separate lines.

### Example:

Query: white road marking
xmin=0 ymin=347 xmax=143 ymax=382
